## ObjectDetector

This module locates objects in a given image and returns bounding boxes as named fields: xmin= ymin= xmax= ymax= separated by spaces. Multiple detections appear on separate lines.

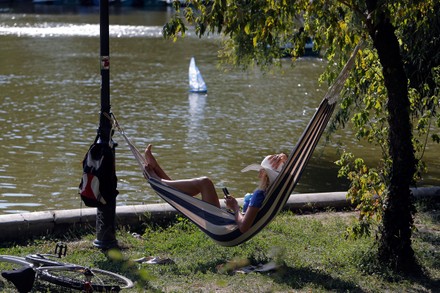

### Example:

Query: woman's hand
xmin=268 ymin=153 xmax=287 ymax=169
xmin=224 ymin=196 xmax=239 ymax=214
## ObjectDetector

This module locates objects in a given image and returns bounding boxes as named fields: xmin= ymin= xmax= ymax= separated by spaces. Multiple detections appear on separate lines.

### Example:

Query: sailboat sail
xmin=189 ymin=57 xmax=207 ymax=93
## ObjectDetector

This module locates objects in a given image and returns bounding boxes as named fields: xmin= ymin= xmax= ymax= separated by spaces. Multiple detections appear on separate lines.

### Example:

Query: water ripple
xmin=0 ymin=23 xmax=165 ymax=38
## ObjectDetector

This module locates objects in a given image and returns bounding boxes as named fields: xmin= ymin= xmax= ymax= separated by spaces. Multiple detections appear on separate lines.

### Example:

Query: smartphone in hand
xmin=222 ymin=187 xmax=230 ymax=198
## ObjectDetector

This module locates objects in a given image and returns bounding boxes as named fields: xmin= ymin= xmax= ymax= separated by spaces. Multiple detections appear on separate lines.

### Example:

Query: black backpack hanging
xmin=79 ymin=135 xmax=118 ymax=207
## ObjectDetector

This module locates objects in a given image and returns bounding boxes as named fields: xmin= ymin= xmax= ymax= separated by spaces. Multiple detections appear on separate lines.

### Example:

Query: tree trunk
xmin=366 ymin=3 xmax=417 ymax=272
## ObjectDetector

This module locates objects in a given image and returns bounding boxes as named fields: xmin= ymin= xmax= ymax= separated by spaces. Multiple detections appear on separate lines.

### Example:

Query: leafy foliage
xmin=335 ymin=152 xmax=386 ymax=238
xmin=332 ymin=2 xmax=440 ymax=241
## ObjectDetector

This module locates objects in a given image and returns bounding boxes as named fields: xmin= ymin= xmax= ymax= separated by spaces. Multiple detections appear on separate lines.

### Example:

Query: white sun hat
xmin=241 ymin=155 xmax=284 ymax=184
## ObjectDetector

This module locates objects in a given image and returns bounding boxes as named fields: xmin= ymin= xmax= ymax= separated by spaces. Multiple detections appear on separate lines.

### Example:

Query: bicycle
xmin=0 ymin=242 xmax=134 ymax=292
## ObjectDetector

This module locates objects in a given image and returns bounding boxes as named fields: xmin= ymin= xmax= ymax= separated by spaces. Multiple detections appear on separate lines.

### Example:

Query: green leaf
xmin=244 ymin=23 xmax=251 ymax=35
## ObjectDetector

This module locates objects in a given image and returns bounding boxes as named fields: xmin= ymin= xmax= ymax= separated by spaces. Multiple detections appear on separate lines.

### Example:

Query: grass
xmin=1 ymin=199 xmax=439 ymax=292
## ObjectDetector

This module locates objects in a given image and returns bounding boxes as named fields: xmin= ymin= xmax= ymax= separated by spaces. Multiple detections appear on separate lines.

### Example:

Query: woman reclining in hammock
xmin=144 ymin=144 xmax=287 ymax=233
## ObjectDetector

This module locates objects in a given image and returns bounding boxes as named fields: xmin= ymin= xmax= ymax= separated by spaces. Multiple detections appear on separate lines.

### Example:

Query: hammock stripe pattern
xmin=115 ymin=42 xmax=362 ymax=247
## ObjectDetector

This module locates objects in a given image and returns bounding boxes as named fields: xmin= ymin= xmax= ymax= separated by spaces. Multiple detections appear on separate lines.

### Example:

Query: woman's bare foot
xmin=144 ymin=164 xmax=161 ymax=180
xmin=144 ymin=144 xmax=159 ymax=169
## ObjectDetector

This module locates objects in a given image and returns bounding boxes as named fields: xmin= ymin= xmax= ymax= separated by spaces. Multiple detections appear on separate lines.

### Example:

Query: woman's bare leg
xmin=162 ymin=177 xmax=220 ymax=207
xmin=144 ymin=145 xmax=220 ymax=207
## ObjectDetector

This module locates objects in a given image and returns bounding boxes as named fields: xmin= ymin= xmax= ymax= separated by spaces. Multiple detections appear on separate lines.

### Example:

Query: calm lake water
xmin=1 ymin=5 xmax=439 ymax=214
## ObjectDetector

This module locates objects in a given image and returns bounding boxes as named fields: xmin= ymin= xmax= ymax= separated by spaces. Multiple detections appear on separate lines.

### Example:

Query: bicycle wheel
xmin=39 ymin=265 xmax=134 ymax=292
xmin=25 ymin=254 xmax=66 ymax=267
xmin=0 ymin=255 xmax=32 ymax=269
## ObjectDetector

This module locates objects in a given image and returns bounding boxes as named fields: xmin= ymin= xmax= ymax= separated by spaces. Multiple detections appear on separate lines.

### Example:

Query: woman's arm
xmin=236 ymin=205 xmax=259 ymax=233
xmin=225 ymin=196 xmax=259 ymax=233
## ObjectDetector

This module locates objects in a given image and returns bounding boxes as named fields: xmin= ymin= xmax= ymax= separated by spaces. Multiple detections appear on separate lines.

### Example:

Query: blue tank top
xmin=242 ymin=189 xmax=265 ymax=212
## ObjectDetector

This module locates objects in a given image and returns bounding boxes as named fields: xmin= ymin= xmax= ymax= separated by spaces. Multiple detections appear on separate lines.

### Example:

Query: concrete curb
xmin=0 ymin=187 xmax=438 ymax=243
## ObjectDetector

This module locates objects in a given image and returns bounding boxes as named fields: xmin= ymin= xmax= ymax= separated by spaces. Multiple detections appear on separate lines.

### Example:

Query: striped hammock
xmin=114 ymin=43 xmax=362 ymax=247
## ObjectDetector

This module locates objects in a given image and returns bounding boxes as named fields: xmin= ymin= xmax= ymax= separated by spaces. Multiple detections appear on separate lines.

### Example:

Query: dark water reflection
xmin=1 ymin=7 xmax=439 ymax=214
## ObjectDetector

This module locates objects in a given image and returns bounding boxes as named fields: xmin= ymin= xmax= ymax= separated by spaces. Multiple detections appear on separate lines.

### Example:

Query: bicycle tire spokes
xmin=2 ymin=253 xmax=133 ymax=292
xmin=39 ymin=265 xmax=133 ymax=292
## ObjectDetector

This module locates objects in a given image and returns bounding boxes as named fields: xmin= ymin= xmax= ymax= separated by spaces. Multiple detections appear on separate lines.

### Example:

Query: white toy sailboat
xmin=188 ymin=57 xmax=207 ymax=93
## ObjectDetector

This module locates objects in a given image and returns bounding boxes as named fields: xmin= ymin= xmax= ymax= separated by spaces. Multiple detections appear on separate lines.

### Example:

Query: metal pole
xmin=99 ymin=0 xmax=111 ymax=143
xmin=94 ymin=0 xmax=118 ymax=250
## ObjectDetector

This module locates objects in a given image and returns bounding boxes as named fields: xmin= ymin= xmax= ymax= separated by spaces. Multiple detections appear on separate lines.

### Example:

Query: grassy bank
xmin=1 ymin=199 xmax=439 ymax=292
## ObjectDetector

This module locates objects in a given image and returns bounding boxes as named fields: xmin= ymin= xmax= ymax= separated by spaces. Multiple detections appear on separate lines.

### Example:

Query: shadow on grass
xmin=409 ymin=272 xmax=440 ymax=292
xmin=411 ymin=229 xmax=440 ymax=291
xmin=350 ymin=237 xmax=440 ymax=292
xmin=269 ymin=265 xmax=366 ymax=292
xmin=416 ymin=229 xmax=440 ymax=269
xmin=413 ymin=196 xmax=440 ymax=290
xmin=416 ymin=196 xmax=440 ymax=226
xmin=195 ymin=258 xmax=364 ymax=292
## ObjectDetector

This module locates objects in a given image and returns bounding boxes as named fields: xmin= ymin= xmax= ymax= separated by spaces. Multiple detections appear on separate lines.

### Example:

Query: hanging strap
xmin=111 ymin=114 xmax=149 ymax=180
